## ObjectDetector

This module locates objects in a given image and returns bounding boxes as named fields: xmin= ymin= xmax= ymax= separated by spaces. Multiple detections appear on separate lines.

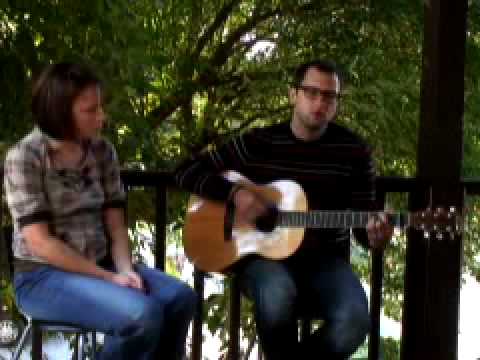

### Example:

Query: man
xmin=174 ymin=60 xmax=393 ymax=359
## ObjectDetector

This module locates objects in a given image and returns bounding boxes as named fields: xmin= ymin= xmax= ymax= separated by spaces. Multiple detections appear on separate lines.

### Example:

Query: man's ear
xmin=288 ymin=87 xmax=297 ymax=105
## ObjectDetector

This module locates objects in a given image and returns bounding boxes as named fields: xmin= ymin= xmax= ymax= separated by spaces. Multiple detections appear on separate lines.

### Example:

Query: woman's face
xmin=71 ymin=84 xmax=105 ymax=141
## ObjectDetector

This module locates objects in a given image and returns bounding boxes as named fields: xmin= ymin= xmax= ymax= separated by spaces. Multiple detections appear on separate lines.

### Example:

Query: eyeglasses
xmin=297 ymin=85 xmax=340 ymax=102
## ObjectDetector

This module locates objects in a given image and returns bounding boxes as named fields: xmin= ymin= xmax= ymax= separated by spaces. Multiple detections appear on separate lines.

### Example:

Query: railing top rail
xmin=120 ymin=170 xmax=173 ymax=187
xmin=461 ymin=179 xmax=480 ymax=195
xmin=2 ymin=167 xmax=480 ymax=195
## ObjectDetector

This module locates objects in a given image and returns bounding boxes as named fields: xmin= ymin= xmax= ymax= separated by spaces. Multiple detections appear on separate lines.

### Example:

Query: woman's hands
xmin=111 ymin=269 xmax=144 ymax=291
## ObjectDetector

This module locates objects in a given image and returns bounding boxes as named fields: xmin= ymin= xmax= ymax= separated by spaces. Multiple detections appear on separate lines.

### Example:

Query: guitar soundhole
xmin=255 ymin=206 xmax=278 ymax=233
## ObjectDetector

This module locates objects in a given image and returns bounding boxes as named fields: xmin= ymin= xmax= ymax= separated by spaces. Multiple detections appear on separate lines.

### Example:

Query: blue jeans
xmin=237 ymin=255 xmax=370 ymax=360
xmin=13 ymin=264 xmax=197 ymax=360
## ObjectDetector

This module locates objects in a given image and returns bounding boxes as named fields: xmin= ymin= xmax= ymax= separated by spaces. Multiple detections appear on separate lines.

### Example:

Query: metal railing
xmin=2 ymin=169 xmax=478 ymax=359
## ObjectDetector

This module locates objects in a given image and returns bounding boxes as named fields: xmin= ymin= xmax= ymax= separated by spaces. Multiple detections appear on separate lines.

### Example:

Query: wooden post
xmin=401 ymin=1 xmax=467 ymax=359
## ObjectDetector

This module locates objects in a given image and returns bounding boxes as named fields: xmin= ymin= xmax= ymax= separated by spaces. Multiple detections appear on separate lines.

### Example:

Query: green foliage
xmin=380 ymin=336 xmax=401 ymax=360
xmin=203 ymin=278 xmax=257 ymax=359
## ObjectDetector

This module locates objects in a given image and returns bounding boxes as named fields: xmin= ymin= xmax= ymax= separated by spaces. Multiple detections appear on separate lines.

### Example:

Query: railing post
xmin=368 ymin=188 xmax=387 ymax=360
xmin=0 ymin=173 xmax=8 ymax=282
xmin=191 ymin=268 xmax=205 ymax=360
xmin=155 ymin=184 xmax=167 ymax=271
xmin=300 ymin=318 xmax=311 ymax=344
xmin=369 ymin=248 xmax=384 ymax=360
xmin=228 ymin=275 xmax=241 ymax=360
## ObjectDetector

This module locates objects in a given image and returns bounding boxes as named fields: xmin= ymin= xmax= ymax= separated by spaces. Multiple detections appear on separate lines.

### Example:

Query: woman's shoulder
xmin=90 ymin=136 xmax=115 ymax=150
xmin=5 ymin=128 xmax=46 ymax=164
xmin=89 ymin=136 xmax=118 ymax=161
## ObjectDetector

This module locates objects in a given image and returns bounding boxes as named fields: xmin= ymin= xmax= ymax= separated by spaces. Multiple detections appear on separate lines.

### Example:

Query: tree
xmin=1 ymin=1 xmax=480 ymax=358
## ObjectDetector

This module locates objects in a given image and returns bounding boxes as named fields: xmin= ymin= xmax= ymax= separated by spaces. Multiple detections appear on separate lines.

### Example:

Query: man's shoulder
xmin=327 ymin=122 xmax=370 ymax=148
xmin=243 ymin=121 xmax=291 ymax=142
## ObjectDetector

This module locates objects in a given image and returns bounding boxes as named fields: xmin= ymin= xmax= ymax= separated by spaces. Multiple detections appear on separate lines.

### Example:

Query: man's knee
xmin=172 ymin=283 xmax=197 ymax=319
xmin=253 ymin=278 xmax=297 ymax=329
xmin=329 ymin=303 xmax=370 ymax=353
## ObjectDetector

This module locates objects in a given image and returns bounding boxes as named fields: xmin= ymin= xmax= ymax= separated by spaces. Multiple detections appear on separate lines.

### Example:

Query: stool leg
xmin=31 ymin=322 xmax=42 ymax=360
xmin=91 ymin=331 xmax=97 ymax=360
xmin=12 ymin=319 xmax=31 ymax=360
xmin=257 ymin=341 xmax=264 ymax=360
xmin=77 ymin=332 xmax=86 ymax=360
xmin=300 ymin=318 xmax=311 ymax=341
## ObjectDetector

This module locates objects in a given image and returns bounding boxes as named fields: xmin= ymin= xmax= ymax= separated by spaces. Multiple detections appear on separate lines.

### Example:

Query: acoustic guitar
xmin=183 ymin=171 xmax=463 ymax=273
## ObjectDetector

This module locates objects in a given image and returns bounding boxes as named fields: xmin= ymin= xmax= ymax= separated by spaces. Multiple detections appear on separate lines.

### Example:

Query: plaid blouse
xmin=4 ymin=128 xmax=126 ymax=264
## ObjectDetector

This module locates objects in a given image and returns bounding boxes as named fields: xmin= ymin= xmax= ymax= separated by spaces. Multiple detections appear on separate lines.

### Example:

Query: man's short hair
xmin=31 ymin=62 xmax=102 ymax=140
xmin=293 ymin=60 xmax=343 ymax=91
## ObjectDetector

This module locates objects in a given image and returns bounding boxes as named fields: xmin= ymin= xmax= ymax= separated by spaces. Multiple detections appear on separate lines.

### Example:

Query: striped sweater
xmin=174 ymin=121 xmax=377 ymax=259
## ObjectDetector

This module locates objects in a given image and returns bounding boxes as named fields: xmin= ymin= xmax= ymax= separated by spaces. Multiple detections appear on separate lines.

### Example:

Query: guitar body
xmin=183 ymin=172 xmax=307 ymax=272
xmin=183 ymin=171 xmax=462 ymax=273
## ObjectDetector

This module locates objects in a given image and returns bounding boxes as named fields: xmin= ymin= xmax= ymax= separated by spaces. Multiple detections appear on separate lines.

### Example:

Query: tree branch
xmin=192 ymin=0 xmax=241 ymax=59
xmin=148 ymin=2 xmax=319 ymax=126
xmin=210 ymin=7 xmax=281 ymax=68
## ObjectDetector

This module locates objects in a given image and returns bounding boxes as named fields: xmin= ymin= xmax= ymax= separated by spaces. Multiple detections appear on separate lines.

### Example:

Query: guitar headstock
xmin=410 ymin=207 xmax=464 ymax=239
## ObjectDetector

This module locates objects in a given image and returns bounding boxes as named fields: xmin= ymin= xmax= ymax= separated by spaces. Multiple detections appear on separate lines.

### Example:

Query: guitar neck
xmin=277 ymin=210 xmax=408 ymax=229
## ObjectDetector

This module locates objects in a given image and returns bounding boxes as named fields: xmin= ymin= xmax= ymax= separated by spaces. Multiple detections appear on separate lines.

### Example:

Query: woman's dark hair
xmin=31 ymin=62 xmax=102 ymax=140
xmin=293 ymin=59 xmax=344 ymax=91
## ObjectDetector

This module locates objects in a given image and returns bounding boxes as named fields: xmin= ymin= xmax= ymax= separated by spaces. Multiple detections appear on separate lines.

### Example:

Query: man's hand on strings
xmin=366 ymin=213 xmax=393 ymax=249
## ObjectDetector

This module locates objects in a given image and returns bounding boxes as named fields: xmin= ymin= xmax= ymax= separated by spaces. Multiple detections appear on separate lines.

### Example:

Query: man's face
xmin=289 ymin=67 xmax=340 ymax=135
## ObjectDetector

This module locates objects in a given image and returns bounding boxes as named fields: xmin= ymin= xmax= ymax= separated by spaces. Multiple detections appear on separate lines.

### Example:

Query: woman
xmin=3 ymin=62 xmax=197 ymax=359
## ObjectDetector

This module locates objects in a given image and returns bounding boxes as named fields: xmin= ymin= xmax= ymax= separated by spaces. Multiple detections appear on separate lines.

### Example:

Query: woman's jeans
xmin=13 ymin=264 xmax=197 ymax=360
xmin=237 ymin=255 xmax=370 ymax=360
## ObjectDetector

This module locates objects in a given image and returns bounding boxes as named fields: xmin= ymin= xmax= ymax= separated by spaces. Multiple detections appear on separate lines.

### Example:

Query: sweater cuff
xmin=227 ymin=183 xmax=244 ymax=203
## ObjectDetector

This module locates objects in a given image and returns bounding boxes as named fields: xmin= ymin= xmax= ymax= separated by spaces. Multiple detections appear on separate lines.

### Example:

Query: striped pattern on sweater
xmin=174 ymin=121 xmax=376 ymax=254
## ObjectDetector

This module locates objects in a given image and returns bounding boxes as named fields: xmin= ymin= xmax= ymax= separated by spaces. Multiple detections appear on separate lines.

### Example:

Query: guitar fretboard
xmin=277 ymin=211 xmax=408 ymax=229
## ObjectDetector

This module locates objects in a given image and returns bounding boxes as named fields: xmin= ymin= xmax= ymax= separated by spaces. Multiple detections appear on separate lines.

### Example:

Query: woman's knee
xmin=117 ymin=299 xmax=164 ymax=337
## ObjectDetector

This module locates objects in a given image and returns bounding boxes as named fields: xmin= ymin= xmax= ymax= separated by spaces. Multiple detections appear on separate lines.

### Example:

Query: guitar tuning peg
xmin=424 ymin=231 xmax=430 ymax=239
xmin=436 ymin=232 xmax=444 ymax=241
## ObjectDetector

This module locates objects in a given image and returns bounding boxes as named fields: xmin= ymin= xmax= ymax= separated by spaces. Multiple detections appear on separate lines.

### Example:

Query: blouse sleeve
xmin=4 ymin=145 xmax=52 ymax=228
